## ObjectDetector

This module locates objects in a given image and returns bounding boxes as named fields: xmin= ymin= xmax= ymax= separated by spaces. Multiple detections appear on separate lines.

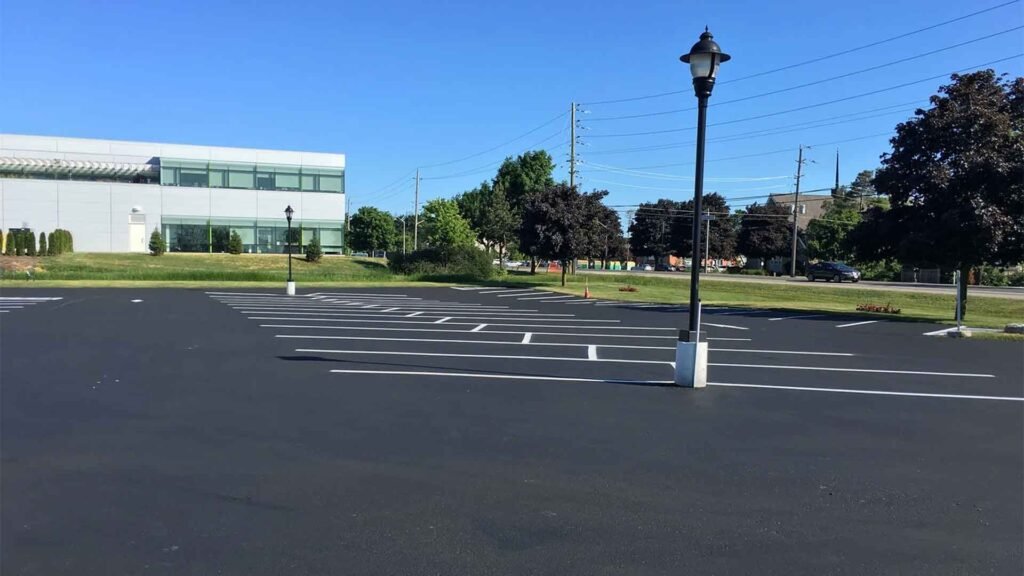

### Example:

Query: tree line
xmin=352 ymin=70 xmax=1022 ymax=312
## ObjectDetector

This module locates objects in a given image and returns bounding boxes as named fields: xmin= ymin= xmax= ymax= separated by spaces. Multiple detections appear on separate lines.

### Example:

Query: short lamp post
xmin=676 ymin=27 xmax=729 ymax=388
xmin=285 ymin=205 xmax=296 ymax=295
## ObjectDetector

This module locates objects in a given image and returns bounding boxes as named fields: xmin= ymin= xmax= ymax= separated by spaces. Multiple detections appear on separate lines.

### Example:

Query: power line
xmin=588 ymin=52 xmax=1023 ymax=122
xmin=418 ymin=110 xmax=568 ymax=169
xmin=580 ymin=0 xmax=1020 ymax=105
xmin=583 ymin=162 xmax=791 ymax=182
xmin=421 ymin=130 xmax=568 ymax=181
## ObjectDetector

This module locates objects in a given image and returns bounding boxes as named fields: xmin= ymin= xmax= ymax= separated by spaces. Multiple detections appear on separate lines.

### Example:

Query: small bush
xmin=14 ymin=231 xmax=24 ymax=256
xmin=1008 ymin=271 xmax=1024 ymax=287
xmin=618 ymin=285 xmax=638 ymax=292
xmin=46 ymin=232 xmax=55 ymax=256
xmin=25 ymin=231 xmax=36 ymax=257
xmin=305 ymin=236 xmax=323 ymax=263
xmin=149 ymin=228 xmax=166 ymax=256
xmin=978 ymin=267 xmax=1009 ymax=287
xmin=38 ymin=232 xmax=47 ymax=256
xmin=857 ymin=302 xmax=901 ymax=314
xmin=228 ymin=231 xmax=244 ymax=255
xmin=854 ymin=259 xmax=901 ymax=281
xmin=389 ymin=246 xmax=493 ymax=280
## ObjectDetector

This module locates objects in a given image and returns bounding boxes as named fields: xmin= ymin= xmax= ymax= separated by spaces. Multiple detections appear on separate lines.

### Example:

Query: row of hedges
xmin=388 ymin=246 xmax=493 ymax=281
xmin=2 ymin=229 xmax=73 ymax=257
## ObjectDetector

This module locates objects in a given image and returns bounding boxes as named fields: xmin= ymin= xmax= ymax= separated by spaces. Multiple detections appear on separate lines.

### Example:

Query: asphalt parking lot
xmin=2 ymin=287 xmax=1022 ymax=575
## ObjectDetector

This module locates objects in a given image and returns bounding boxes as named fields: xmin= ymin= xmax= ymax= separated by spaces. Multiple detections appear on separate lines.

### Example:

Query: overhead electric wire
xmin=580 ymin=0 xmax=1020 ymax=105
xmin=587 ymin=51 xmax=1023 ymax=122
xmin=418 ymin=110 xmax=568 ymax=169
xmin=422 ymin=129 xmax=568 ymax=181
xmin=585 ymin=99 xmax=923 ymax=140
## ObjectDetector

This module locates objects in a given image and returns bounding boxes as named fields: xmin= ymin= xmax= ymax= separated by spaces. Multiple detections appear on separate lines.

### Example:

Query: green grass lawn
xmin=2 ymin=254 xmax=1022 ymax=329
xmin=0 ymin=253 xmax=395 ymax=282
xmin=486 ymin=270 xmax=1024 ymax=329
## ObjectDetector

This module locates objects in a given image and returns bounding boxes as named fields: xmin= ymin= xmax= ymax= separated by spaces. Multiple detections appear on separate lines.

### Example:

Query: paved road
xmin=577 ymin=269 xmax=1024 ymax=299
xmin=2 ymin=288 xmax=1022 ymax=574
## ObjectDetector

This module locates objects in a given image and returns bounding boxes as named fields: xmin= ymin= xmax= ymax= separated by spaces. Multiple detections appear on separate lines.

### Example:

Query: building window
xmin=228 ymin=167 xmax=254 ymax=189
xmin=179 ymin=168 xmax=208 ymax=187
xmin=161 ymin=166 xmax=178 ymax=186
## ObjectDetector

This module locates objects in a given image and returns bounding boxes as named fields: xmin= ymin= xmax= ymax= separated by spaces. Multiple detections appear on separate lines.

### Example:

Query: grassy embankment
xmin=1 ymin=253 xmax=1022 ymax=329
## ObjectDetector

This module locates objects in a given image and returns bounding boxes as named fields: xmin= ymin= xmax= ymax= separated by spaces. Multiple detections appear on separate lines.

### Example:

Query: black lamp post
xmin=680 ymin=28 xmax=729 ymax=343
xmin=285 ymin=205 xmax=294 ymax=283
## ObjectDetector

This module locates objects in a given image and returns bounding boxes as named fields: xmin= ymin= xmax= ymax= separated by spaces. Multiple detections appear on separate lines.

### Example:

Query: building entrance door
xmin=129 ymin=212 xmax=147 ymax=252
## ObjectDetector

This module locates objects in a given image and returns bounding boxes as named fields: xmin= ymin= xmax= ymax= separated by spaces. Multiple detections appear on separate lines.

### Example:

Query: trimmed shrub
xmin=228 ymin=231 xmax=244 ymax=255
xmin=14 ymin=231 xmax=24 ymax=256
xmin=4 ymin=230 xmax=13 ymax=256
xmin=25 ymin=231 xmax=36 ymax=257
xmin=305 ymin=236 xmax=323 ymax=263
xmin=67 ymin=229 xmax=73 ymax=253
xmin=149 ymin=228 xmax=167 ymax=256
xmin=46 ymin=232 xmax=55 ymax=256
xmin=38 ymin=232 xmax=46 ymax=256
xmin=388 ymin=246 xmax=493 ymax=281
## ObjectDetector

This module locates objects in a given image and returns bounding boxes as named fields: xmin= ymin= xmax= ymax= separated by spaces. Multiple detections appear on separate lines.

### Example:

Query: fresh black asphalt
xmin=1 ymin=287 xmax=1021 ymax=575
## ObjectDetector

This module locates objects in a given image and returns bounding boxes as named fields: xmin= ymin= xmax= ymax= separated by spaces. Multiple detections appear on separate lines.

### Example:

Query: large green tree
xmin=422 ymin=198 xmax=476 ymax=263
xmin=671 ymin=193 xmax=738 ymax=261
xmin=862 ymin=70 xmax=1023 ymax=317
xmin=737 ymin=202 xmax=792 ymax=262
xmin=628 ymin=199 xmax=682 ymax=262
xmin=495 ymin=150 xmax=556 ymax=213
xmin=349 ymin=206 xmax=397 ymax=256
xmin=805 ymin=195 xmax=861 ymax=262
xmin=522 ymin=184 xmax=600 ymax=286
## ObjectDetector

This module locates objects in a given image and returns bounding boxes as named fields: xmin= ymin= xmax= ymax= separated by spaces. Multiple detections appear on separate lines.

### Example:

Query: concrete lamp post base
xmin=286 ymin=281 xmax=296 ymax=296
xmin=674 ymin=333 xmax=708 ymax=388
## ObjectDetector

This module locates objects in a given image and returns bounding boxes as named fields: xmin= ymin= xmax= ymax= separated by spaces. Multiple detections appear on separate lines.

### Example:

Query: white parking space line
xmin=710 ymin=382 xmax=1023 ymax=402
xmin=702 ymin=323 xmax=749 ymax=330
xmin=434 ymin=317 xmax=451 ymax=324
xmin=259 ymin=324 xmax=686 ymax=339
xmin=249 ymin=313 xmax=630 ymax=327
xmin=711 ymin=363 xmax=994 ymax=378
xmin=238 ymin=311 xmax=613 ymax=323
xmin=564 ymin=300 xmax=596 ymax=305
xmin=0 ymin=306 xmax=24 ymax=309
xmin=471 ymin=324 xmax=487 ymax=332
xmin=768 ymin=314 xmax=826 ymax=321
xmin=836 ymin=320 xmax=879 ymax=328
xmin=383 ymin=308 xmax=399 ymax=312
xmin=273 ymin=334 xmax=836 ymax=355
xmin=707 ymin=309 xmax=758 ymax=316
xmin=306 ymin=292 xmax=411 ymax=298
xmin=923 ymin=327 xmax=958 ymax=336
xmin=323 ymin=370 xmax=1023 ymax=402
xmin=479 ymin=288 xmax=537 ymax=295
xmin=450 ymin=286 xmax=489 ymax=290
xmin=517 ymin=295 xmax=578 ymax=301
xmin=588 ymin=345 xmax=598 ymax=359
xmin=331 ymin=369 xmax=674 ymax=385
xmin=497 ymin=291 xmax=551 ymax=297
xmin=406 ymin=312 xmax=423 ymax=317
xmin=233 ymin=308 xmax=571 ymax=318
xmin=297 ymin=348 xmax=671 ymax=366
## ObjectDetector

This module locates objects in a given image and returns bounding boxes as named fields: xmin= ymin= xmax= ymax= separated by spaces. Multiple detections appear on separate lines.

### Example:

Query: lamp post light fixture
xmin=285 ymin=205 xmax=295 ymax=295
xmin=676 ymin=27 xmax=729 ymax=388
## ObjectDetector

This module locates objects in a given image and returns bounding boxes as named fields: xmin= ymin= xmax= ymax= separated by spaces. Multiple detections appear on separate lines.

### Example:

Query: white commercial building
xmin=0 ymin=134 xmax=346 ymax=253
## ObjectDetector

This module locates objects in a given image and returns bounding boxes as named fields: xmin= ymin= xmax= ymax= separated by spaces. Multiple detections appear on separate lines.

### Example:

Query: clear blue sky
xmin=2 ymin=0 xmax=1021 ymax=218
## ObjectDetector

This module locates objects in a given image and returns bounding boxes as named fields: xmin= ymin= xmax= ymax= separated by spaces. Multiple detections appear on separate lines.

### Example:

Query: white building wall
xmin=0 ymin=134 xmax=345 ymax=252
xmin=0 ymin=178 xmax=345 ymax=252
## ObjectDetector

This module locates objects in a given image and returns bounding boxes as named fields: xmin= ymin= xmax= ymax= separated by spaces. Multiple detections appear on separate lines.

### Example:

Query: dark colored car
xmin=654 ymin=264 xmax=676 ymax=272
xmin=807 ymin=261 xmax=861 ymax=283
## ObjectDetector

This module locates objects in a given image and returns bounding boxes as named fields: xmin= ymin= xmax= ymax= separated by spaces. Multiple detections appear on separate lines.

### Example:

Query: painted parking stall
xmin=208 ymin=289 xmax=1019 ymax=402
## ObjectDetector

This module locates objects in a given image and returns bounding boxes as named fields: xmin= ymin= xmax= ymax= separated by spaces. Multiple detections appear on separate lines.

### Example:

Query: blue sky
xmin=2 ymin=0 xmax=1021 ymax=218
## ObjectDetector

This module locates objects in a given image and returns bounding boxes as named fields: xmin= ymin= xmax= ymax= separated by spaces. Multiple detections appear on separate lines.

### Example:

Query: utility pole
xmin=413 ymin=169 xmax=420 ymax=250
xmin=344 ymin=194 xmax=350 ymax=255
xmin=569 ymin=101 xmax=577 ymax=190
xmin=704 ymin=209 xmax=711 ymax=273
xmin=833 ymin=149 xmax=840 ymax=198
xmin=790 ymin=145 xmax=806 ymax=278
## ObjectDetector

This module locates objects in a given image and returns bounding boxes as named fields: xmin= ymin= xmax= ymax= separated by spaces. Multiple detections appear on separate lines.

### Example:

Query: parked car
xmin=807 ymin=261 xmax=861 ymax=282
xmin=654 ymin=264 xmax=676 ymax=272
xmin=631 ymin=264 xmax=654 ymax=271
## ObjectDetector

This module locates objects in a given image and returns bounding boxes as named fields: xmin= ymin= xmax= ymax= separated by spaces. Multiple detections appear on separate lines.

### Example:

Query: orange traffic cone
xmin=584 ymin=280 xmax=591 ymax=299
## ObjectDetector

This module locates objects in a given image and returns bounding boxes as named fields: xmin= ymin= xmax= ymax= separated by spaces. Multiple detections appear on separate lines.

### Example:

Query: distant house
xmin=766 ymin=193 xmax=832 ymax=230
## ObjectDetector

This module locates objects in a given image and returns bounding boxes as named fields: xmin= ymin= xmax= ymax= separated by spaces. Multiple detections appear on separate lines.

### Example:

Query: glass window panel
xmin=232 ymin=227 xmax=255 ymax=244
xmin=256 ymin=172 xmax=274 ymax=190
xmin=228 ymin=169 xmax=254 ymax=189
xmin=319 ymin=175 xmax=342 ymax=192
xmin=301 ymin=174 xmax=317 ymax=191
xmin=319 ymin=228 xmax=342 ymax=247
xmin=160 ymin=166 xmax=178 ymax=186
xmin=276 ymin=170 xmax=300 ymax=190
xmin=179 ymin=168 xmax=208 ymax=187
xmin=208 ymin=168 xmax=226 ymax=188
